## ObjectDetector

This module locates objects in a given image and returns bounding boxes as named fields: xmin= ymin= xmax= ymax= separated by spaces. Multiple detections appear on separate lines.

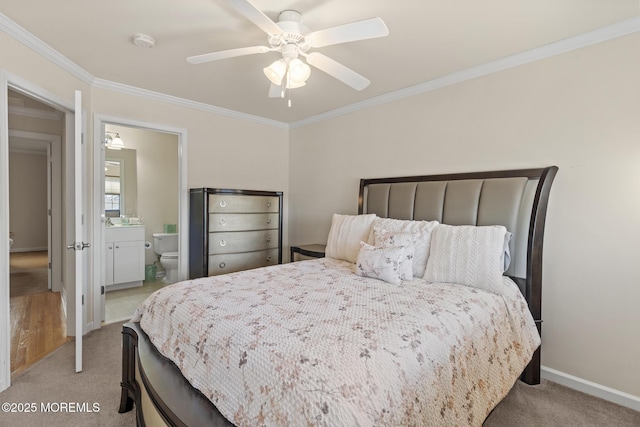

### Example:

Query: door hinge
xmin=101 ymin=286 xmax=105 ymax=295
xmin=48 ymin=262 xmax=52 ymax=270
xmin=82 ymin=295 xmax=84 ymax=305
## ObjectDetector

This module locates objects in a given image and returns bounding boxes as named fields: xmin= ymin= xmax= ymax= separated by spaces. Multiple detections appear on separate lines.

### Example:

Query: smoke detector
xmin=132 ymin=33 xmax=156 ymax=48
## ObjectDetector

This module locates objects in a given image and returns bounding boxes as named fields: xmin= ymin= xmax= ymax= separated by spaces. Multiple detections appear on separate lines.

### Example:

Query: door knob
xmin=66 ymin=242 xmax=91 ymax=251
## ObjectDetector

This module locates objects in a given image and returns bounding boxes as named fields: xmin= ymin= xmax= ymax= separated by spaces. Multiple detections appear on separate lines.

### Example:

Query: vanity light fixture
xmin=105 ymin=131 xmax=125 ymax=150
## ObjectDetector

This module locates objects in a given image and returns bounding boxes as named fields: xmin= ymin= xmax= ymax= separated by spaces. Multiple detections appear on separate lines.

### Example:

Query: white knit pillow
xmin=424 ymin=224 xmax=508 ymax=294
xmin=355 ymin=242 xmax=414 ymax=285
xmin=325 ymin=214 xmax=377 ymax=263
xmin=368 ymin=218 xmax=438 ymax=277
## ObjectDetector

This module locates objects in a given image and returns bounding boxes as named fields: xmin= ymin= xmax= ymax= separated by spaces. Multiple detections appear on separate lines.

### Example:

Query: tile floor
xmin=104 ymin=279 xmax=169 ymax=324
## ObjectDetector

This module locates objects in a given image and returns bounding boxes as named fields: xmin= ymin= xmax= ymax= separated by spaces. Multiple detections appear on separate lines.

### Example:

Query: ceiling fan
xmin=187 ymin=0 xmax=389 ymax=105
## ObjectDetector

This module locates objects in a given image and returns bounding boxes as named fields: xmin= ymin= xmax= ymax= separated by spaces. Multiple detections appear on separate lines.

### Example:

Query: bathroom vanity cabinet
xmin=105 ymin=226 xmax=145 ymax=290
xmin=189 ymin=188 xmax=283 ymax=279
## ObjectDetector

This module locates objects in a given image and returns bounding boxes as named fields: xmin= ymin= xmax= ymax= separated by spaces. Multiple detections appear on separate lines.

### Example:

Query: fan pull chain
xmin=286 ymin=66 xmax=292 ymax=107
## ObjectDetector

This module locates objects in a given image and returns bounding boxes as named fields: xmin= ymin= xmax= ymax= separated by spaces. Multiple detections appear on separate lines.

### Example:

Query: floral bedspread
xmin=132 ymin=258 xmax=540 ymax=426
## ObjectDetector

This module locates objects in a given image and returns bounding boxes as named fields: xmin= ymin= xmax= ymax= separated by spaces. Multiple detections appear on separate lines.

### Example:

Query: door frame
xmin=0 ymin=71 xmax=79 ymax=392
xmin=92 ymin=114 xmax=188 ymax=328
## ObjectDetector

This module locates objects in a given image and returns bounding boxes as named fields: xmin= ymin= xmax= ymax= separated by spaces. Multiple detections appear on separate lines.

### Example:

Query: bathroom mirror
xmin=105 ymin=148 xmax=137 ymax=218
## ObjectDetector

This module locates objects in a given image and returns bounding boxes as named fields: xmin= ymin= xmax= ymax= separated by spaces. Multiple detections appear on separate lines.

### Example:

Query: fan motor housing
xmin=270 ymin=10 xmax=309 ymax=50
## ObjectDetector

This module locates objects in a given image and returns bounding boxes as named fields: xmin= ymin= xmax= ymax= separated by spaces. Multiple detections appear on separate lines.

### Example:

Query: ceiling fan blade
xmin=226 ymin=0 xmax=283 ymax=35
xmin=307 ymin=17 xmax=389 ymax=48
xmin=187 ymin=46 xmax=270 ymax=64
xmin=306 ymin=52 xmax=370 ymax=91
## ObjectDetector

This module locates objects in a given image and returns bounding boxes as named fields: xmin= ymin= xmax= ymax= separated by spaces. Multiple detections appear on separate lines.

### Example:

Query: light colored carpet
xmin=0 ymin=321 xmax=638 ymax=427
xmin=9 ymin=251 xmax=48 ymax=297
xmin=0 ymin=322 xmax=135 ymax=427
xmin=485 ymin=379 xmax=640 ymax=426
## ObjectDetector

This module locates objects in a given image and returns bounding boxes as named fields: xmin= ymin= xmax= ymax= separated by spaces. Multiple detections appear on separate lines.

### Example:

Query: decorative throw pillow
xmin=325 ymin=214 xmax=377 ymax=263
xmin=372 ymin=229 xmax=417 ymax=278
xmin=368 ymin=218 xmax=438 ymax=277
xmin=355 ymin=242 xmax=414 ymax=285
xmin=423 ymin=224 xmax=509 ymax=294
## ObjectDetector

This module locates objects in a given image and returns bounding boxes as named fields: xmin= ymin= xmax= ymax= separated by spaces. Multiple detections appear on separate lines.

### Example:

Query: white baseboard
xmin=541 ymin=366 xmax=640 ymax=412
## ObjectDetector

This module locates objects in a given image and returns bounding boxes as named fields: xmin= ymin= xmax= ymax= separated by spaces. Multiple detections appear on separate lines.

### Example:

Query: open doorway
xmin=93 ymin=119 xmax=187 ymax=325
xmin=7 ymin=90 xmax=68 ymax=377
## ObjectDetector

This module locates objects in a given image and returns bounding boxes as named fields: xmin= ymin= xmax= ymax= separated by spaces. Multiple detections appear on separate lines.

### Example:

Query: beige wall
xmin=289 ymin=32 xmax=640 ymax=397
xmin=8 ymin=151 xmax=47 ymax=250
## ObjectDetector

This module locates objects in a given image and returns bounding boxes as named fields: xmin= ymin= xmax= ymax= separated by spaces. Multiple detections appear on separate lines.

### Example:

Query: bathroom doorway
xmin=94 ymin=119 xmax=187 ymax=324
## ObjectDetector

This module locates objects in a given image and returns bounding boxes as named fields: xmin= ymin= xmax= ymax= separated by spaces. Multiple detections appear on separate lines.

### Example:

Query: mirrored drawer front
xmin=208 ymin=195 xmax=279 ymax=213
xmin=208 ymin=213 xmax=279 ymax=232
xmin=209 ymin=230 xmax=278 ymax=254
xmin=208 ymin=249 xmax=278 ymax=276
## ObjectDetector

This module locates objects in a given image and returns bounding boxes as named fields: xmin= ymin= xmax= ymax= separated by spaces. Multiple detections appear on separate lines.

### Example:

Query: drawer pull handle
xmin=219 ymin=240 xmax=227 ymax=247
xmin=219 ymin=200 xmax=227 ymax=208
xmin=266 ymin=256 xmax=271 ymax=262
xmin=220 ymin=219 xmax=226 ymax=226
xmin=266 ymin=235 xmax=272 ymax=243
xmin=219 ymin=262 xmax=226 ymax=269
xmin=266 ymin=218 xmax=272 ymax=224
xmin=267 ymin=201 xmax=272 ymax=208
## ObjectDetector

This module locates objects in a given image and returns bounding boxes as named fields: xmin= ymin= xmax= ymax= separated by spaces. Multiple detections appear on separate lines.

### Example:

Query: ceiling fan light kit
xmin=187 ymin=0 xmax=389 ymax=106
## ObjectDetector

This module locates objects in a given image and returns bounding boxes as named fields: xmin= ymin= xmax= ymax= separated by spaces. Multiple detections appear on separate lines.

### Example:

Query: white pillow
xmin=355 ymin=242 xmax=414 ymax=285
xmin=325 ymin=214 xmax=377 ymax=263
xmin=503 ymin=231 xmax=513 ymax=272
xmin=368 ymin=218 xmax=438 ymax=277
xmin=424 ymin=224 xmax=509 ymax=294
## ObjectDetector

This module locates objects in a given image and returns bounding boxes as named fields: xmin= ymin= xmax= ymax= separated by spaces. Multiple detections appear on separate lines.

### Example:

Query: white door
xmin=66 ymin=90 xmax=86 ymax=373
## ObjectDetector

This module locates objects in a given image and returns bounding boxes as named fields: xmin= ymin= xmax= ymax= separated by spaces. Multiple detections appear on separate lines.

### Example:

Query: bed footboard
xmin=119 ymin=322 xmax=234 ymax=427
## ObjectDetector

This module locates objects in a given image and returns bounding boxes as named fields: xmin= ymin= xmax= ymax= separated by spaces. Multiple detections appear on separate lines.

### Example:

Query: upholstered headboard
xmin=358 ymin=166 xmax=558 ymax=384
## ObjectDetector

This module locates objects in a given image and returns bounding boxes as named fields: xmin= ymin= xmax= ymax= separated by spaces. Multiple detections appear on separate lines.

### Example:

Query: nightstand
xmin=290 ymin=244 xmax=326 ymax=262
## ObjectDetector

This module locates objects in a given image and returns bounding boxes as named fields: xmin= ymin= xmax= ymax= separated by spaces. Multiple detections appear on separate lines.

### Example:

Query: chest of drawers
xmin=189 ymin=188 xmax=283 ymax=279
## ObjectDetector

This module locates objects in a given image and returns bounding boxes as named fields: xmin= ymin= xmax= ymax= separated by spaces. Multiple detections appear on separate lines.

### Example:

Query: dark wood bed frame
xmin=119 ymin=166 xmax=558 ymax=426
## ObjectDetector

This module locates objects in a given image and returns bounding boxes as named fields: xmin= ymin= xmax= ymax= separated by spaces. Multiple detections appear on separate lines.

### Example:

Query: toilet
xmin=152 ymin=233 xmax=179 ymax=283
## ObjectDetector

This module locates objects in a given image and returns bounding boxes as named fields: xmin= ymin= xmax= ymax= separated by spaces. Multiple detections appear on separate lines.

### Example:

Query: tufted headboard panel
xmin=362 ymin=177 xmax=533 ymax=278
xmin=358 ymin=167 xmax=558 ymax=385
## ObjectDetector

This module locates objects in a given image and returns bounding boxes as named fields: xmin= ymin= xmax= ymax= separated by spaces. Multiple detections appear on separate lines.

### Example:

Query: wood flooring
xmin=10 ymin=291 xmax=69 ymax=377
xmin=9 ymin=251 xmax=69 ymax=378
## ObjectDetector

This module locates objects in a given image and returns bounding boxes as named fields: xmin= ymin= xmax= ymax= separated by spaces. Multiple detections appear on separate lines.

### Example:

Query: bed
xmin=119 ymin=166 xmax=558 ymax=426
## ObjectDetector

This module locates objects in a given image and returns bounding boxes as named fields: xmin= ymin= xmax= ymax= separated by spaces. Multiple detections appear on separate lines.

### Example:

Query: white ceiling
xmin=1 ymin=1 xmax=638 ymax=124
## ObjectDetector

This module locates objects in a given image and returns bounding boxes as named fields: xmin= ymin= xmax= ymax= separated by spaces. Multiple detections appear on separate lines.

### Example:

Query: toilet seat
xmin=161 ymin=252 xmax=179 ymax=259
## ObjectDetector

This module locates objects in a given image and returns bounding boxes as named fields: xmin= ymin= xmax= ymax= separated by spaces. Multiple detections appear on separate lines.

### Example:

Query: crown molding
xmin=1 ymin=11 xmax=638 ymax=130
xmin=92 ymin=79 xmax=289 ymax=130
xmin=289 ymin=16 xmax=640 ymax=129
xmin=0 ymin=13 xmax=94 ymax=85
